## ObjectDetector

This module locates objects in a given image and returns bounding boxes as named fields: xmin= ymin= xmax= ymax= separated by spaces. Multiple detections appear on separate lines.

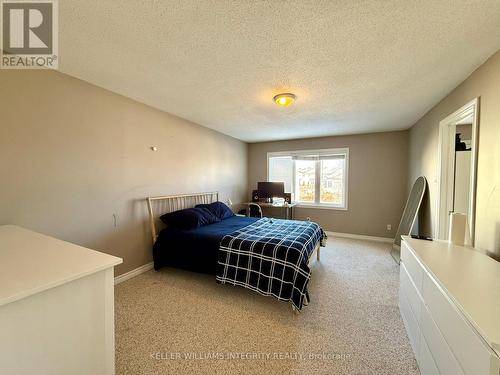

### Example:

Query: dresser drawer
xmin=399 ymin=285 xmax=421 ymax=363
xmin=420 ymin=301 xmax=465 ymax=375
xmin=422 ymin=271 xmax=500 ymax=375
xmin=400 ymin=262 xmax=423 ymax=323
xmin=401 ymin=240 xmax=424 ymax=295
xmin=420 ymin=332 xmax=440 ymax=375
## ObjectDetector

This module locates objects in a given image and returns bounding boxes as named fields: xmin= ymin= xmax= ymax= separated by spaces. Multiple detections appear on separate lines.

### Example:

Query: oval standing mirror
xmin=390 ymin=176 xmax=427 ymax=263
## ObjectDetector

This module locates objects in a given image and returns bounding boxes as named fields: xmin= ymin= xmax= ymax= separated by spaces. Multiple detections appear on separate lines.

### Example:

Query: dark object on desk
xmin=257 ymin=181 xmax=285 ymax=201
xmin=411 ymin=234 xmax=433 ymax=241
xmin=391 ymin=176 xmax=427 ymax=264
xmin=252 ymin=189 xmax=260 ymax=202
xmin=252 ymin=184 xmax=290 ymax=204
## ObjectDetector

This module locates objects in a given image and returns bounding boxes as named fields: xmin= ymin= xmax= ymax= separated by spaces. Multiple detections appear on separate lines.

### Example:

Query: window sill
xmin=295 ymin=204 xmax=348 ymax=211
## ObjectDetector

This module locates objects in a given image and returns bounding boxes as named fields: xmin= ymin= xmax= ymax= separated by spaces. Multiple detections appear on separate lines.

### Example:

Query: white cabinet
xmin=399 ymin=237 xmax=500 ymax=375
xmin=0 ymin=225 xmax=122 ymax=375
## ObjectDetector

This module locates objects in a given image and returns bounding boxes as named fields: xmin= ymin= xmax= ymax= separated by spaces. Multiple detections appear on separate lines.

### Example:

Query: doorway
xmin=436 ymin=98 xmax=479 ymax=245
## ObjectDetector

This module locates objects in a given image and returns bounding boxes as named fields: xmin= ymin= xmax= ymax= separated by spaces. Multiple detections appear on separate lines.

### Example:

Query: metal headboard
xmin=146 ymin=191 xmax=219 ymax=243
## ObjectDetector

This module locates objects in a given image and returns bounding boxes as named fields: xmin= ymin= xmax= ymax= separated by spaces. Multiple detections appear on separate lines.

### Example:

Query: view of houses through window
xmin=295 ymin=159 xmax=315 ymax=202
xmin=268 ymin=148 xmax=348 ymax=208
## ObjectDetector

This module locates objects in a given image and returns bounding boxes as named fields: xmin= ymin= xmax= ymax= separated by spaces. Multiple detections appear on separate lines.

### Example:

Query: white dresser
xmin=0 ymin=225 xmax=122 ymax=375
xmin=399 ymin=236 xmax=500 ymax=375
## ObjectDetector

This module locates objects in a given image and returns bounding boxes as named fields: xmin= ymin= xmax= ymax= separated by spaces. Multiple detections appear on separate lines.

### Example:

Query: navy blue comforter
xmin=153 ymin=216 xmax=259 ymax=274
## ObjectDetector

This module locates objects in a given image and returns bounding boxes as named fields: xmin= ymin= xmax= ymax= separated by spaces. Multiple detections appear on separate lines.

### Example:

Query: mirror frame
xmin=391 ymin=176 xmax=427 ymax=263
xmin=436 ymin=97 xmax=479 ymax=245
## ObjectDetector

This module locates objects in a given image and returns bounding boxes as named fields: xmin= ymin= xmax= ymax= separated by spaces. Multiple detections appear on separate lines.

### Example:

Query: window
xmin=267 ymin=148 xmax=349 ymax=209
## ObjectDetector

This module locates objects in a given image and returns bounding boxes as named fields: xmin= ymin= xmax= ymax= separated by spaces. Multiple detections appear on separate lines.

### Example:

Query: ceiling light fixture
xmin=273 ymin=93 xmax=296 ymax=107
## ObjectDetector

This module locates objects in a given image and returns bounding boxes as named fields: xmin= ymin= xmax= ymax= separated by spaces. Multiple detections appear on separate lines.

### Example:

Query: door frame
xmin=435 ymin=97 xmax=479 ymax=245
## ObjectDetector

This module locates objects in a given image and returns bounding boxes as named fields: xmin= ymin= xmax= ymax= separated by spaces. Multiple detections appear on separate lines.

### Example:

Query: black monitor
xmin=258 ymin=181 xmax=285 ymax=199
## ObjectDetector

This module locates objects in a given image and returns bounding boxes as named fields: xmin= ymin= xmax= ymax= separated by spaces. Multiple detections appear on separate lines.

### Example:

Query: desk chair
xmin=247 ymin=203 xmax=263 ymax=218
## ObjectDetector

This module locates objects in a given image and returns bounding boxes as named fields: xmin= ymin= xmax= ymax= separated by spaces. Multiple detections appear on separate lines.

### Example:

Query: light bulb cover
xmin=273 ymin=93 xmax=296 ymax=107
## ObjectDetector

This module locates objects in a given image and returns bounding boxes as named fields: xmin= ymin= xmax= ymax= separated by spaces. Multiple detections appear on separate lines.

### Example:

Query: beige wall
xmin=0 ymin=70 xmax=248 ymax=275
xmin=408 ymin=50 xmax=500 ymax=260
xmin=456 ymin=124 xmax=472 ymax=141
xmin=248 ymin=131 xmax=409 ymax=238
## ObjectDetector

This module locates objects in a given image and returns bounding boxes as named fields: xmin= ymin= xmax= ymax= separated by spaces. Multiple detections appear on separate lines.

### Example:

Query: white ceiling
xmin=59 ymin=1 xmax=500 ymax=143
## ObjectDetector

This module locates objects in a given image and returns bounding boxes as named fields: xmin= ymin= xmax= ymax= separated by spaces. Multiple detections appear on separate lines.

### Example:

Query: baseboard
xmin=114 ymin=262 xmax=154 ymax=285
xmin=325 ymin=231 xmax=393 ymax=244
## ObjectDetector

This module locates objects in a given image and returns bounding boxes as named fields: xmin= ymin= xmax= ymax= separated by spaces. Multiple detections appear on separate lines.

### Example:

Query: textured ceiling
xmin=59 ymin=1 xmax=500 ymax=142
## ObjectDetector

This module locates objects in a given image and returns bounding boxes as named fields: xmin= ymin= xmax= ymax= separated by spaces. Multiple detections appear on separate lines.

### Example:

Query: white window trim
xmin=267 ymin=147 xmax=349 ymax=210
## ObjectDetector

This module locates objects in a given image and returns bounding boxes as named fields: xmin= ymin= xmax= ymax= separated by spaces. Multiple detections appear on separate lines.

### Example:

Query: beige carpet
xmin=115 ymin=237 xmax=419 ymax=374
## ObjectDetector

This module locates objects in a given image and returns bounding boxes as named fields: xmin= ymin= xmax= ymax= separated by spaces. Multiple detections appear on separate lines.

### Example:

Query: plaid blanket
xmin=216 ymin=218 xmax=326 ymax=310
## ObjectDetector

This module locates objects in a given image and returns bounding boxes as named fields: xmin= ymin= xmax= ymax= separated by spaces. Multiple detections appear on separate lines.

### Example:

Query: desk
xmin=246 ymin=202 xmax=297 ymax=220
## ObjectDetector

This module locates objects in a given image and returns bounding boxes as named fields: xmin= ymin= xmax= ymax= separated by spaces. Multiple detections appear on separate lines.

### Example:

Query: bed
xmin=147 ymin=192 xmax=325 ymax=310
